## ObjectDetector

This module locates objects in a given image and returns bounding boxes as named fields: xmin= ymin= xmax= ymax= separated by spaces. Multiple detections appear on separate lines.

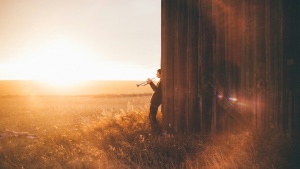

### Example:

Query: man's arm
xmin=150 ymin=81 xmax=159 ymax=91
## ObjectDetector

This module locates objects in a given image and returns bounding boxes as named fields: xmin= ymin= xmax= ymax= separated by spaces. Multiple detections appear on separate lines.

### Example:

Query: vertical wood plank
xmin=264 ymin=0 xmax=271 ymax=129
xmin=240 ymin=0 xmax=248 ymax=125
xmin=187 ymin=0 xmax=200 ymax=132
xmin=269 ymin=0 xmax=283 ymax=129
xmin=161 ymin=0 xmax=175 ymax=131
xmin=212 ymin=0 xmax=227 ymax=132
xmin=256 ymin=0 xmax=266 ymax=129
xmin=199 ymin=0 xmax=213 ymax=134
xmin=174 ymin=0 xmax=189 ymax=132
xmin=293 ymin=1 xmax=300 ymax=133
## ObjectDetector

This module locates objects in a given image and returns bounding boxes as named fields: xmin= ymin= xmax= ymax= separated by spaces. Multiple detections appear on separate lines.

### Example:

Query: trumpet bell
xmin=136 ymin=77 xmax=155 ymax=87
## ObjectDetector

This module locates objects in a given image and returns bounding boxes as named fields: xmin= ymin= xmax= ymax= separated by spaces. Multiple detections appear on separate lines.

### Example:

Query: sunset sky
xmin=0 ymin=0 xmax=161 ymax=82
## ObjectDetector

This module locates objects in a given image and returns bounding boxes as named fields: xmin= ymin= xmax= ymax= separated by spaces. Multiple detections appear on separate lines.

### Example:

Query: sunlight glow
xmin=0 ymin=38 xmax=157 ymax=86
xmin=21 ymin=39 xmax=95 ymax=86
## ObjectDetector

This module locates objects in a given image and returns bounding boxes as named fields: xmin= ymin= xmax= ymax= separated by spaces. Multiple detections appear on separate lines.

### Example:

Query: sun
xmin=24 ymin=38 xmax=94 ymax=86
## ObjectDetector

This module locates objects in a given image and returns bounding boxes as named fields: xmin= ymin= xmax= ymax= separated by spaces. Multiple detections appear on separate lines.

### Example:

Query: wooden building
xmin=161 ymin=0 xmax=300 ymax=135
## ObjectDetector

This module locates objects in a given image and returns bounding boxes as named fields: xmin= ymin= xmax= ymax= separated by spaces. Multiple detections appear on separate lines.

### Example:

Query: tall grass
xmin=93 ymin=104 xmax=300 ymax=169
xmin=93 ymin=107 xmax=300 ymax=169
xmin=0 ymin=95 xmax=151 ymax=168
xmin=94 ymin=109 xmax=206 ymax=169
xmin=0 ymin=95 xmax=299 ymax=168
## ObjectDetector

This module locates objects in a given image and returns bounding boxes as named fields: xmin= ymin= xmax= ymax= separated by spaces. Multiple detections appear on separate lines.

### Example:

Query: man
xmin=147 ymin=69 xmax=162 ymax=131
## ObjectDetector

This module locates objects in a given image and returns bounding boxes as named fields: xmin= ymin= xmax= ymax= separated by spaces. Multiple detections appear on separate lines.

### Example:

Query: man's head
xmin=156 ymin=69 xmax=161 ymax=78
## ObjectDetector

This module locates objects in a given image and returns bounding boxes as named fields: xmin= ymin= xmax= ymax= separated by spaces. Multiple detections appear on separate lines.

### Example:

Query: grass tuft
xmin=94 ymin=110 xmax=205 ymax=169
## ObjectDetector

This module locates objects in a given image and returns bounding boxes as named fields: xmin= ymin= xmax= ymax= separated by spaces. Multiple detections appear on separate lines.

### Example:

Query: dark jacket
xmin=150 ymin=81 xmax=162 ymax=106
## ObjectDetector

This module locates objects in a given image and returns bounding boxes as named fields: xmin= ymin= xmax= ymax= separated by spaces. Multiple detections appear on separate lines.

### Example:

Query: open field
xmin=0 ymin=94 xmax=152 ymax=168
xmin=0 ymin=94 xmax=299 ymax=168
xmin=0 ymin=80 xmax=153 ymax=96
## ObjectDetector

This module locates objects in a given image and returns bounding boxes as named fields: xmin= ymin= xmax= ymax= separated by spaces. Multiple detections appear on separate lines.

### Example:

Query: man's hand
xmin=147 ymin=78 xmax=152 ymax=84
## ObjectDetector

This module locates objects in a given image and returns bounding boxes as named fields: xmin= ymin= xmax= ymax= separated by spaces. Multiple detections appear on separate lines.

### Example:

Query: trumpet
xmin=136 ymin=77 xmax=155 ymax=87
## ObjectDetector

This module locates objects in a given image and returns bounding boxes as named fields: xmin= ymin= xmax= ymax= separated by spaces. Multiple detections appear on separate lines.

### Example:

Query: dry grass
xmin=0 ymin=95 xmax=150 ymax=168
xmin=94 ymin=109 xmax=206 ymax=169
xmin=184 ymin=129 xmax=300 ymax=169
xmin=0 ymin=95 xmax=298 ymax=169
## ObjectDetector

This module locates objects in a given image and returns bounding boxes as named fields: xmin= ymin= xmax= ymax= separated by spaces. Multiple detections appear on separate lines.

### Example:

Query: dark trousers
xmin=149 ymin=104 xmax=159 ymax=128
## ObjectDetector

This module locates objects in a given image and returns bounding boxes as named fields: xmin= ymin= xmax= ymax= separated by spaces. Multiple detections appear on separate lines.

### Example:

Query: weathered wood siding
xmin=161 ymin=0 xmax=300 ymax=134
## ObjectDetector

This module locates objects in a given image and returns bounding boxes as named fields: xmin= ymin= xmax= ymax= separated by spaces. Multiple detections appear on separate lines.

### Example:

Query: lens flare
xmin=228 ymin=97 xmax=238 ymax=102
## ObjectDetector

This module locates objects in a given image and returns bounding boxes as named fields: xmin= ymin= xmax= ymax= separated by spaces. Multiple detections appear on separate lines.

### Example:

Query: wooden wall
xmin=161 ymin=0 xmax=300 ymax=135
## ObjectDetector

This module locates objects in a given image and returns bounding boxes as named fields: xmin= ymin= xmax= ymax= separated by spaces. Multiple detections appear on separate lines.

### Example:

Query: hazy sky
xmin=0 ymin=0 xmax=161 ymax=81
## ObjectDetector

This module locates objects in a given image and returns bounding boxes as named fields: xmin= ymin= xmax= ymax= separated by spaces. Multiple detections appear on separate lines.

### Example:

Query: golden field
xmin=0 ymin=94 xmax=152 ymax=168
xmin=0 ymin=90 xmax=299 ymax=168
